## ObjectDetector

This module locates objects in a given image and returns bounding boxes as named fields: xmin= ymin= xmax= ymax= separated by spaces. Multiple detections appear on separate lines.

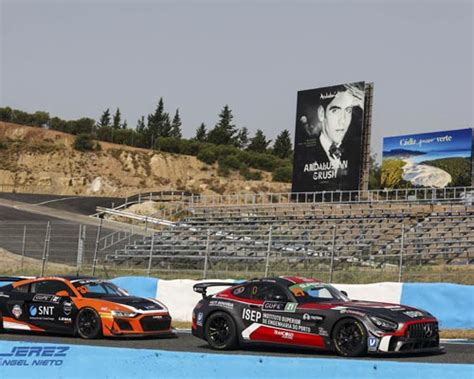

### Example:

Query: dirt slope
xmin=0 ymin=122 xmax=290 ymax=196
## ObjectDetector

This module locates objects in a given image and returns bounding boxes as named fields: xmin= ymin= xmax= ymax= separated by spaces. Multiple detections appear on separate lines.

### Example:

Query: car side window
xmin=12 ymin=283 xmax=29 ymax=293
xmin=31 ymin=281 xmax=74 ymax=296
xmin=251 ymin=283 xmax=288 ymax=302
xmin=232 ymin=284 xmax=252 ymax=299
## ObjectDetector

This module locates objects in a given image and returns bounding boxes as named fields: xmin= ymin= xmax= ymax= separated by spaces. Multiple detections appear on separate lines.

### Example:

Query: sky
xmin=1 ymin=0 xmax=473 ymax=160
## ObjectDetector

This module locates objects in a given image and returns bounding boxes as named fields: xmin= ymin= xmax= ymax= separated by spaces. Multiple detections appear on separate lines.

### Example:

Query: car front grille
xmin=406 ymin=322 xmax=438 ymax=339
xmin=140 ymin=315 xmax=171 ymax=332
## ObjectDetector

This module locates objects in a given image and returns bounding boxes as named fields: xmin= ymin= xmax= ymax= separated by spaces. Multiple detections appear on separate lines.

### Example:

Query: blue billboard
xmin=382 ymin=128 xmax=473 ymax=188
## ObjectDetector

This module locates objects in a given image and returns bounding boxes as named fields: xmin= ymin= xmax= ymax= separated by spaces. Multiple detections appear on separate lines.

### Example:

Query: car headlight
xmin=111 ymin=310 xmax=137 ymax=318
xmin=369 ymin=316 xmax=398 ymax=332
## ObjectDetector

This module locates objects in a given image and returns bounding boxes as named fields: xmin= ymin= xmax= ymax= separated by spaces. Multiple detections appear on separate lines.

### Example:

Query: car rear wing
xmin=193 ymin=282 xmax=237 ymax=299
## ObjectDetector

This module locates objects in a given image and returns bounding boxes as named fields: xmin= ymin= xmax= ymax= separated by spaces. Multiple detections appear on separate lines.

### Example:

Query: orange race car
xmin=0 ymin=276 xmax=173 ymax=339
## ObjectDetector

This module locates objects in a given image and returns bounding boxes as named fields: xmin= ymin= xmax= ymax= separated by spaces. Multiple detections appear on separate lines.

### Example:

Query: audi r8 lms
xmin=192 ymin=276 xmax=441 ymax=357
xmin=0 ymin=276 xmax=172 ymax=338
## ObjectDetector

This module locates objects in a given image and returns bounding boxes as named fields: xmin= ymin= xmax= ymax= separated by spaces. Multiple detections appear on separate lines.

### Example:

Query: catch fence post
xmin=40 ymin=222 xmax=51 ymax=276
xmin=20 ymin=225 xmax=27 ymax=270
xmin=329 ymin=224 xmax=337 ymax=283
xmin=147 ymin=233 xmax=155 ymax=277
xmin=264 ymin=226 xmax=273 ymax=277
xmin=398 ymin=224 xmax=405 ymax=282
xmin=203 ymin=230 xmax=211 ymax=279
xmin=92 ymin=217 xmax=103 ymax=276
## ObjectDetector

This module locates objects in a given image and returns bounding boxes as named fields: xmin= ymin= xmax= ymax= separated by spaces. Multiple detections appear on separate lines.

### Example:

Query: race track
xmin=0 ymin=331 xmax=472 ymax=364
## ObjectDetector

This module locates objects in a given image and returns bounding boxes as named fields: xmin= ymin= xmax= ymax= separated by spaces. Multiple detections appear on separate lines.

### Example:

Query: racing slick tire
xmin=204 ymin=311 xmax=238 ymax=350
xmin=75 ymin=307 xmax=102 ymax=339
xmin=332 ymin=318 xmax=368 ymax=357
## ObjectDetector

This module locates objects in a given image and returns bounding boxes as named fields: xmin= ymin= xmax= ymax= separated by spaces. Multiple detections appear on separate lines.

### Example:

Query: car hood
xmin=301 ymin=300 xmax=433 ymax=322
xmin=98 ymin=296 xmax=165 ymax=312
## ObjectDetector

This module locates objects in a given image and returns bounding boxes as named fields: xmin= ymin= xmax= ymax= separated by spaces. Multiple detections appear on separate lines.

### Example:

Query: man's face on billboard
xmin=319 ymin=91 xmax=354 ymax=145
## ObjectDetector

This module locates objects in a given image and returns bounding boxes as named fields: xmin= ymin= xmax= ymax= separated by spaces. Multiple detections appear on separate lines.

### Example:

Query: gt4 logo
xmin=242 ymin=309 xmax=262 ymax=323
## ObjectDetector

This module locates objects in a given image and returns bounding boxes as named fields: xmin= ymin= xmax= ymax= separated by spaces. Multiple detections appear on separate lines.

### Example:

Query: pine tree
xmin=146 ymin=97 xmax=171 ymax=145
xmin=195 ymin=123 xmax=207 ymax=141
xmin=136 ymin=116 xmax=146 ymax=133
xmin=235 ymin=127 xmax=249 ymax=149
xmin=207 ymin=105 xmax=237 ymax=145
xmin=272 ymin=129 xmax=292 ymax=159
xmin=169 ymin=109 xmax=182 ymax=138
xmin=98 ymin=108 xmax=111 ymax=128
xmin=247 ymin=129 xmax=271 ymax=153
xmin=122 ymin=120 xmax=128 ymax=129
xmin=112 ymin=108 xmax=121 ymax=129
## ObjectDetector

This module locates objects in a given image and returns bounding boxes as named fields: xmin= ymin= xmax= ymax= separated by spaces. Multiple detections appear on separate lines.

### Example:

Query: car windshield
xmin=288 ymin=282 xmax=349 ymax=304
xmin=73 ymin=280 xmax=126 ymax=298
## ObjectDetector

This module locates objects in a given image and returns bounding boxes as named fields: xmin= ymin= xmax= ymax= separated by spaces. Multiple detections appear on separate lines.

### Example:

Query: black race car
xmin=192 ymin=276 xmax=441 ymax=356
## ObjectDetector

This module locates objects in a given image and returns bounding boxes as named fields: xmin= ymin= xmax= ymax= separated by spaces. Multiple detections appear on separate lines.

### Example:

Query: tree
xmin=98 ymin=108 xmax=111 ymax=128
xmin=207 ymin=105 xmax=237 ymax=145
xmin=195 ymin=123 xmax=207 ymax=141
xmin=369 ymin=153 xmax=381 ymax=189
xmin=112 ymin=108 xmax=122 ymax=129
xmin=136 ymin=116 xmax=146 ymax=133
xmin=122 ymin=120 xmax=128 ymax=129
xmin=247 ymin=129 xmax=271 ymax=153
xmin=235 ymin=127 xmax=249 ymax=149
xmin=147 ymin=97 xmax=172 ymax=143
xmin=272 ymin=129 xmax=292 ymax=159
xmin=170 ymin=109 xmax=182 ymax=138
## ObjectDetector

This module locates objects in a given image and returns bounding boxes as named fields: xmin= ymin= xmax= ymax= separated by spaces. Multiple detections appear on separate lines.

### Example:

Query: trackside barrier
xmin=0 ymin=341 xmax=471 ymax=379
xmin=401 ymin=283 xmax=474 ymax=329
xmin=110 ymin=278 xmax=474 ymax=329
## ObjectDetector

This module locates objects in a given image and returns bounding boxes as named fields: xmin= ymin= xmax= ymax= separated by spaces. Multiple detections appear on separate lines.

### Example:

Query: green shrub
xmin=155 ymin=137 xmax=182 ymax=154
xmin=73 ymin=133 xmax=100 ymax=151
xmin=240 ymin=167 xmax=262 ymax=181
xmin=0 ymin=140 xmax=7 ymax=150
xmin=197 ymin=147 xmax=218 ymax=165
xmin=217 ymin=161 xmax=231 ymax=177
xmin=218 ymin=154 xmax=243 ymax=170
xmin=272 ymin=165 xmax=293 ymax=182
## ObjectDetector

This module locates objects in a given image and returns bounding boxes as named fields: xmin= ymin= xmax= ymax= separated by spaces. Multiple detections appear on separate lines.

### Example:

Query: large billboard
xmin=381 ymin=128 xmax=473 ymax=188
xmin=292 ymin=81 xmax=366 ymax=193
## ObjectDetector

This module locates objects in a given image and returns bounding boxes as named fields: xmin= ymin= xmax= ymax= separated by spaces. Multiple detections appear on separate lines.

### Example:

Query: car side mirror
xmin=55 ymin=290 xmax=69 ymax=297
xmin=340 ymin=290 xmax=348 ymax=297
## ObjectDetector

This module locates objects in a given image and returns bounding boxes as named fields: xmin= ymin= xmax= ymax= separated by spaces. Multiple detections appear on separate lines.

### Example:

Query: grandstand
xmin=104 ymin=187 xmax=474 ymax=278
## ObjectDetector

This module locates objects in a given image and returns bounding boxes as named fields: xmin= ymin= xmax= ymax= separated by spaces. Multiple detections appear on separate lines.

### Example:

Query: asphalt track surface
xmin=0 ymin=193 xmax=125 ymax=216
xmin=0 ymin=331 xmax=473 ymax=364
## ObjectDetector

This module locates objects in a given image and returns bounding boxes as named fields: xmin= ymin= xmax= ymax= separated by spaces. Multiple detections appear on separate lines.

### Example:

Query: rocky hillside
xmin=0 ymin=122 xmax=291 ymax=196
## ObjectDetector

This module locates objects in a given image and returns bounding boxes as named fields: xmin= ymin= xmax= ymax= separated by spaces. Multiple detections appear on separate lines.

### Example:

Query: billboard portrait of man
xmin=292 ymin=82 xmax=366 ymax=193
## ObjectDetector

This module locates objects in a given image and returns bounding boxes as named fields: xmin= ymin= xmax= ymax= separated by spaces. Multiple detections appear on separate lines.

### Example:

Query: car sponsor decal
xmin=318 ymin=327 xmax=329 ymax=337
xmin=62 ymin=301 xmax=72 ymax=316
xmin=262 ymin=302 xmax=297 ymax=312
xmin=404 ymin=311 xmax=424 ymax=318
xmin=274 ymin=330 xmax=294 ymax=340
xmin=302 ymin=313 xmax=324 ymax=322
xmin=368 ymin=336 xmax=379 ymax=351
xmin=209 ymin=300 xmax=234 ymax=310
xmin=197 ymin=312 xmax=204 ymax=326
xmin=12 ymin=305 xmax=22 ymax=319
xmin=242 ymin=309 xmax=262 ymax=323
xmin=242 ymin=308 xmax=312 ymax=333
xmin=32 ymin=294 xmax=61 ymax=304
xmin=233 ymin=286 xmax=245 ymax=295
xmin=333 ymin=307 xmax=366 ymax=317
xmin=29 ymin=305 xmax=55 ymax=320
